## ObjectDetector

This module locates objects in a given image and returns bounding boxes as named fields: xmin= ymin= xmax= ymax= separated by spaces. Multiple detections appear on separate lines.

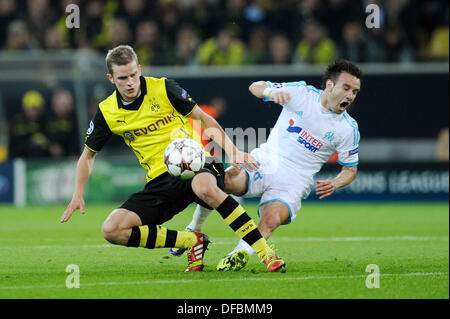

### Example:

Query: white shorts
xmin=239 ymin=148 xmax=311 ymax=224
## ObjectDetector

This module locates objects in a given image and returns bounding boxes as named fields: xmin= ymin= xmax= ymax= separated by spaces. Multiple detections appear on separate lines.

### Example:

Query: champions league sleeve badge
xmin=124 ymin=131 xmax=136 ymax=141
xmin=86 ymin=121 xmax=94 ymax=135
xmin=181 ymin=88 xmax=188 ymax=100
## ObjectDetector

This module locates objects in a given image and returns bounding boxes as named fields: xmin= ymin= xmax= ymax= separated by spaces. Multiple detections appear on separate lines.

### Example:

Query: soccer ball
xmin=164 ymin=138 xmax=206 ymax=179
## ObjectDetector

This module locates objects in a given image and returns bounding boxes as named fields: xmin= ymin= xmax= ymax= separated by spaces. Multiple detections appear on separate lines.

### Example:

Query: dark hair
xmin=105 ymin=45 xmax=139 ymax=75
xmin=322 ymin=60 xmax=363 ymax=89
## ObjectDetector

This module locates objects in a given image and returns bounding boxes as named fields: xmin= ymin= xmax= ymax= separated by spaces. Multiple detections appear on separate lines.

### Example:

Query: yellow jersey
xmin=85 ymin=76 xmax=204 ymax=182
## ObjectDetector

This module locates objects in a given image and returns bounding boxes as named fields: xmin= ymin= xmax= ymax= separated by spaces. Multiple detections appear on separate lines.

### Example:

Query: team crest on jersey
xmin=323 ymin=131 xmax=335 ymax=142
xmin=124 ymin=131 xmax=136 ymax=141
xmin=148 ymin=97 xmax=160 ymax=113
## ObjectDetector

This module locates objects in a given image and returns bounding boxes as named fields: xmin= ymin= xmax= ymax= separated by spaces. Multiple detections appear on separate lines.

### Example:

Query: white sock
xmin=229 ymin=239 xmax=255 ymax=256
xmin=187 ymin=204 xmax=212 ymax=231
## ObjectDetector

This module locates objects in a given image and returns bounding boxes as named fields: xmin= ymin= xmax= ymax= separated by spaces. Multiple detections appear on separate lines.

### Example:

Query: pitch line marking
xmin=214 ymin=236 xmax=450 ymax=244
xmin=0 ymin=235 xmax=446 ymax=249
xmin=0 ymin=272 xmax=448 ymax=290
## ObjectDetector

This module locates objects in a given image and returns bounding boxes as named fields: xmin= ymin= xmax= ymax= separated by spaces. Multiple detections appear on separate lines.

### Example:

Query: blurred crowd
xmin=6 ymin=88 xmax=79 ymax=160
xmin=0 ymin=0 xmax=449 ymax=66
xmin=3 ymin=86 xmax=226 ymax=161
xmin=0 ymin=0 xmax=448 ymax=161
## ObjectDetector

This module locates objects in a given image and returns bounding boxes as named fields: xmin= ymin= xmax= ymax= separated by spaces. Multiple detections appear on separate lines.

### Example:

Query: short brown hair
xmin=322 ymin=60 xmax=363 ymax=89
xmin=105 ymin=45 xmax=138 ymax=75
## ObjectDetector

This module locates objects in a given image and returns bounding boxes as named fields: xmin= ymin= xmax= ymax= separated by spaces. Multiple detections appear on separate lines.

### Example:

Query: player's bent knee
xmin=102 ymin=217 xmax=131 ymax=245
xmin=101 ymin=208 xmax=141 ymax=245
xmin=101 ymin=221 xmax=121 ymax=244
xmin=102 ymin=225 xmax=131 ymax=246
xmin=195 ymin=183 xmax=219 ymax=201
xmin=261 ymin=214 xmax=281 ymax=232
xmin=224 ymin=169 xmax=248 ymax=195
xmin=193 ymin=174 xmax=219 ymax=198
xmin=193 ymin=179 xmax=227 ymax=209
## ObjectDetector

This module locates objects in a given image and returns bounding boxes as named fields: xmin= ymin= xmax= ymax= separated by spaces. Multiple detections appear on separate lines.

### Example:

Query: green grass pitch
xmin=0 ymin=201 xmax=448 ymax=299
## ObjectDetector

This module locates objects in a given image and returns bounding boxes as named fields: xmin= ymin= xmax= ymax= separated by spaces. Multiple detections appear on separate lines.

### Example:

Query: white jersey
xmin=259 ymin=80 xmax=360 ymax=191
xmin=240 ymin=80 xmax=360 ymax=224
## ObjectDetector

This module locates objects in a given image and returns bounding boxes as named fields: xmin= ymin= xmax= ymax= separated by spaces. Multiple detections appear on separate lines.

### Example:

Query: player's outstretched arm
xmin=60 ymin=147 xmax=97 ymax=223
xmin=315 ymin=166 xmax=358 ymax=200
xmin=249 ymin=81 xmax=291 ymax=105
xmin=188 ymin=106 xmax=258 ymax=172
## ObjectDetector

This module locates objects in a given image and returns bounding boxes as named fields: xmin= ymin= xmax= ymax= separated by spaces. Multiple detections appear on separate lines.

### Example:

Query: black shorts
xmin=119 ymin=157 xmax=225 ymax=225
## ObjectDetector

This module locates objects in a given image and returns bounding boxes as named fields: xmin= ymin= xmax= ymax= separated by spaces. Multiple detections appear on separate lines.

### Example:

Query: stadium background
xmin=0 ymin=0 xmax=448 ymax=300
xmin=0 ymin=0 xmax=448 ymax=204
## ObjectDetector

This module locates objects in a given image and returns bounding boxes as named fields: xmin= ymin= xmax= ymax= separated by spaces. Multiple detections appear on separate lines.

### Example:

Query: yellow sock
xmin=127 ymin=225 xmax=196 ymax=249
xmin=175 ymin=231 xmax=197 ymax=249
xmin=216 ymin=196 xmax=270 ymax=258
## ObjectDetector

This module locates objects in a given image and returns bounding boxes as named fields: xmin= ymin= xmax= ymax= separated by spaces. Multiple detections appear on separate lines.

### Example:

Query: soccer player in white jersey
xmin=173 ymin=60 xmax=362 ymax=271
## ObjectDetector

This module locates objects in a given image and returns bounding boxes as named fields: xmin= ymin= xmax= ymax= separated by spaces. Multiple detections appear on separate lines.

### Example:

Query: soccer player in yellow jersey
xmin=60 ymin=45 xmax=285 ymax=272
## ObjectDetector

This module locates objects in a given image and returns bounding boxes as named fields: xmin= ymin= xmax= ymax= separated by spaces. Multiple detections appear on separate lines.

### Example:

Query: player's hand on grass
xmin=315 ymin=180 xmax=336 ymax=199
xmin=268 ymin=90 xmax=291 ymax=105
xmin=60 ymin=196 xmax=85 ymax=223
xmin=231 ymin=150 xmax=259 ymax=172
